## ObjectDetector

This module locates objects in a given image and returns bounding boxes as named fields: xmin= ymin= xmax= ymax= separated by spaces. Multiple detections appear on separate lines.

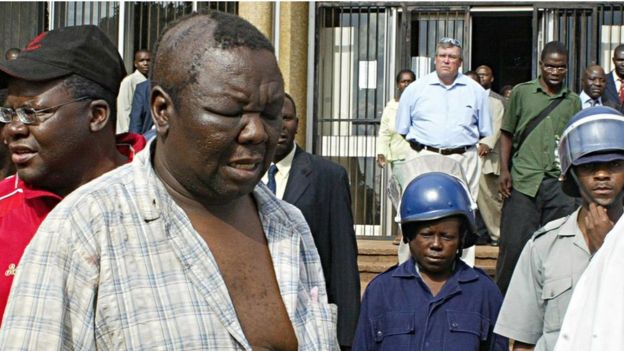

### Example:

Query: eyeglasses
xmin=0 ymin=96 xmax=90 ymax=125
xmin=542 ymin=64 xmax=568 ymax=73
xmin=439 ymin=37 xmax=462 ymax=48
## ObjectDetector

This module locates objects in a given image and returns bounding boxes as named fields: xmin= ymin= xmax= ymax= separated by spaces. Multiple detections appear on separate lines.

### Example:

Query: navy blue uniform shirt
xmin=353 ymin=257 xmax=507 ymax=351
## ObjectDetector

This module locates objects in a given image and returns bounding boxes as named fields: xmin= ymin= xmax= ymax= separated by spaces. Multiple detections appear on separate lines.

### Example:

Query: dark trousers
xmin=495 ymin=177 xmax=577 ymax=295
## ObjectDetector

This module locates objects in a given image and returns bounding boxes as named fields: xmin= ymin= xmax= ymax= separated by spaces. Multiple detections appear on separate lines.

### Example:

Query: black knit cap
xmin=0 ymin=25 xmax=126 ymax=95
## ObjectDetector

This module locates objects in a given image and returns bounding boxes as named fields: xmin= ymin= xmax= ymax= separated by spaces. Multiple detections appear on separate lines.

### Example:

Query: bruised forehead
xmin=151 ymin=13 xmax=277 ymax=104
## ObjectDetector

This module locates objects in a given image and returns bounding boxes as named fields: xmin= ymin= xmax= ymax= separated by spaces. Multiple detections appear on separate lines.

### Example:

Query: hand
xmin=477 ymin=143 xmax=491 ymax=157
xmin=377 ymin=154 xmax=386 ymax=168
xmin=499 ymin=169 xmax=512 ymax=199
xmin=584 ymin=202 xmax=614 ymax=254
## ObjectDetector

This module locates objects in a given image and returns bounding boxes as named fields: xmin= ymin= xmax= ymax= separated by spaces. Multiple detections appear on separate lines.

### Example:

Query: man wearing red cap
xmin=0 ymin=25 xmax=145 ymax=323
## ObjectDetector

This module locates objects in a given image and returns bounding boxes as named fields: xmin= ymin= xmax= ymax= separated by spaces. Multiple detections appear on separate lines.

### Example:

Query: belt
xmin=409 ymin=141 xmax=471 ymax=155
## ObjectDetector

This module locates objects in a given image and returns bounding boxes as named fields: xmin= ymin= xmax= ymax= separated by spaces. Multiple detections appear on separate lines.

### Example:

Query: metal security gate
xmin=404 ymin=6 xmax=470 ymax=79
xmin=0 ymin=2 xmax=47 ymax=58
xmin=598 ymin=4 xmax=624 ymax=73
xmin=314 ymin=3 xmax=474 ymax=239
xmin=0 ymin=2 xmax=237 ymax=76
xmin=533 ymin=4 xmax=597 ymax=91
xmin=315 ymin=4 xmax=399 ymax=238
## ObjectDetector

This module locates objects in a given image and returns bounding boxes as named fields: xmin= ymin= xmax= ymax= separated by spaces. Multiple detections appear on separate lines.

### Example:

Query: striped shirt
xmin=0 ymin=142 xmax=339 ymax=350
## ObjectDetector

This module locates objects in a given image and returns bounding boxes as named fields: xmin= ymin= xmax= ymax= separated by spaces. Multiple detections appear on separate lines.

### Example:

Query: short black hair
xmin=134 ymin=49 xmax=150 ymax=58
xmin=152 ymin=11 xmax=275 ymax=108
xmin=62 ymin=74 xmax=116 ymax=125
xmin=395 ymin=69 xmax=415 ymax=84
xmin=284 ymin=92 xmax=297 ymax=118
xmin=614 ymin=44 xmax=624 ymax=57
xmin=540 ymin=41 xmax=568 ymax=61
xmin=501 ymin=84 xmax=513 ymax=94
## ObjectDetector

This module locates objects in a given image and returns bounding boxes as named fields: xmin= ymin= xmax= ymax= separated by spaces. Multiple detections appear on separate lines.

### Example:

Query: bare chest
xmin=195 ymin=220 xmax=298 ymax=351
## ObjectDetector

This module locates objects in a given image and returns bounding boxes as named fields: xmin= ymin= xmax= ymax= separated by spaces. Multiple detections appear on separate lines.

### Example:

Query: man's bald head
xmin=582 ymin=64 xmax=606 ymax=100
xmin=151 ymin=12 xmax=275 ymax=107
xmin=475 ymin=65 xmax=494 ymax=90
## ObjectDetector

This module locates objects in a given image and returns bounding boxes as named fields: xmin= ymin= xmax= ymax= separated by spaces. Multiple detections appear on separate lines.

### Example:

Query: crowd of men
xmin=0 ymin=9 xmax=623 ymax=351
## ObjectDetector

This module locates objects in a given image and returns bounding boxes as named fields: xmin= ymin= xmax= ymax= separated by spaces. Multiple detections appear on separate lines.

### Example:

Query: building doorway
xmin=471 ymin=12 xmax=533 ymax=94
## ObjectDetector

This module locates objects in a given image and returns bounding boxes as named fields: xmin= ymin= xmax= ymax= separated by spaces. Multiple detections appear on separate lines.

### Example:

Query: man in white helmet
xmin=553 ymin=106 xmax=624 ymax=350
xmin=495 ymin=106 xmax=624 ymax=351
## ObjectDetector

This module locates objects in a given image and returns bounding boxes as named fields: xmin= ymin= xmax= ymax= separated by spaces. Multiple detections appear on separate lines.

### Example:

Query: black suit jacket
xmin=282 ymin=147 xmax=360 ymax=347
xmin=129 ymin=80 xmax=153 ymax=134
xmin=604 ymin=71 xmax=624 ymax=112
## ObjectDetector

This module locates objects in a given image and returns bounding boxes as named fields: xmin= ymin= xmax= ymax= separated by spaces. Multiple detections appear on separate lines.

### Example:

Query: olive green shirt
xmin=501 ymin=78 xmax=581 ymax=197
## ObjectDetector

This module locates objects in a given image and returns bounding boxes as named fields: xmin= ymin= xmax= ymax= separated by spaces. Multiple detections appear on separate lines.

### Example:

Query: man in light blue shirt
xmin=396 ymin=37 xmax=491 ymax=200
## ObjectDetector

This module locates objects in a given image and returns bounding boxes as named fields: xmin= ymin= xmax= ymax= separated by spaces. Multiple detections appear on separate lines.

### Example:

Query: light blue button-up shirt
xmin=396 ymin=71 xmax=492 ymax=148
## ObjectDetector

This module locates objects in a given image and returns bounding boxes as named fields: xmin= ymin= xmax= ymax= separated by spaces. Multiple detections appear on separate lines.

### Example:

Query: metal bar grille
xmin=0 ymin=2 xmax=47 ymax=59
xmin=315 ymin=5 xmax=391 ymax=238
xmin=409 ymin=6 xmax=469 ymax=78
xmin=533 ymin=6 xmax=596 ymax=91
xmin=53 ymin=1 xmax=119 ymax=47
xmin=598 ymin=3 xmax=624 ymax=73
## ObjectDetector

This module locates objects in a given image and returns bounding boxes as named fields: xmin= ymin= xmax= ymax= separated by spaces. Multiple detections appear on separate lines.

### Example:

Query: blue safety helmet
xmin=558 ymin=106 xmax=624 ymax=196
xmin=400 ymin=172 xmax=477 ymax=248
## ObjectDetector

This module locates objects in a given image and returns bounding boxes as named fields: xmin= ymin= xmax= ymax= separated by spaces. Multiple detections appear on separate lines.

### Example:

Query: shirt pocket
xmin=302 ymin=300 xmax=339 ymax=350
xmin=461 ymin=103 xmax=478 ymax=127
xmin=541 ymin=277 xmax=573 ymax=332
xmin=371 ymin=312 xmax=415 ymax=351
xmin=444 ymin=310 xmax=489 ymax=351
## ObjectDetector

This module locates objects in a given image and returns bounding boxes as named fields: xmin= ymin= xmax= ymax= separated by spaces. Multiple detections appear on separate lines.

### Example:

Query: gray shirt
xmin=494 ymin=208 xmax=590 ymax=351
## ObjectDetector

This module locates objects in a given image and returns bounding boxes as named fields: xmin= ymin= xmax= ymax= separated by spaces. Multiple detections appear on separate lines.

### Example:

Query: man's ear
xmin=88 ymin=99 xmax=110 ymax=132
xmin=151 ymin=85 xmax=174 ymax=137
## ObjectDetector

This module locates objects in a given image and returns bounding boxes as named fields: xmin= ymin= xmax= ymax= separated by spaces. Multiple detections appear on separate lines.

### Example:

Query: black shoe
xmin=490 ymin=240 xmax=499 ymax=247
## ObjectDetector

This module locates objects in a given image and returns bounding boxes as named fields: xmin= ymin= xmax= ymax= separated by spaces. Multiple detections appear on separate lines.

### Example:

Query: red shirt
xmin=0 ymin=133 xmax=145 ymax=322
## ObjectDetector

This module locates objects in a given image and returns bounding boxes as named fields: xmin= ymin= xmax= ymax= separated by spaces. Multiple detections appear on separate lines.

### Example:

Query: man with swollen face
xmin=495 ymin=106 xmax=624 ymax=351
xmin=579 ymin=65 xmax=607 ymax=109
xmin=0 ymin=12 xmax=338 ymax=350
xmin=263 ymin=93 xmax=360 ymax=349
xmin=496 ymin=41 xmax=581 ymax=295
xmin=0 ymin=25 xmax=145 ymax=326
xmin=352 ymin=172 xmax=507 ymax=351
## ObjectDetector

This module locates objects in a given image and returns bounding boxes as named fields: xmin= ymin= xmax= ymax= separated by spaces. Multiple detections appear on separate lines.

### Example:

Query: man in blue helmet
xmin=352 ymin=172 xmax=507 ymax=351
xmin=494 ymin=106 xmax=624 ymax=351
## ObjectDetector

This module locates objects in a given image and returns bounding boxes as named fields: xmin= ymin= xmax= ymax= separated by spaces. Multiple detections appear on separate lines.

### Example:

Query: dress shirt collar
xmin=274 ymin=143 xmax=297 ymax=178
xmin=579 ymin=90 xmax=602 ymax=107
xmin=532 ymin=76 xmax=570 ymax=98
xmin=557 ymin=207 xmax=590 ymax=255
xmin=427 ymin=71 xmax=468 ymax=89
xmin=392 ymin=256 xmax=479 ymax=284
xmin=613 ymin=70 xmax=623 ymax=88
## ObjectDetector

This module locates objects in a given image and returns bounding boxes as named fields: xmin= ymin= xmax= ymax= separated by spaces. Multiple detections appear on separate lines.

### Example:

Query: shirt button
xmin=377 ymin=330 xmax=383 ymax=337
xmin=451 ymin=322 xmax=459 ymax=328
